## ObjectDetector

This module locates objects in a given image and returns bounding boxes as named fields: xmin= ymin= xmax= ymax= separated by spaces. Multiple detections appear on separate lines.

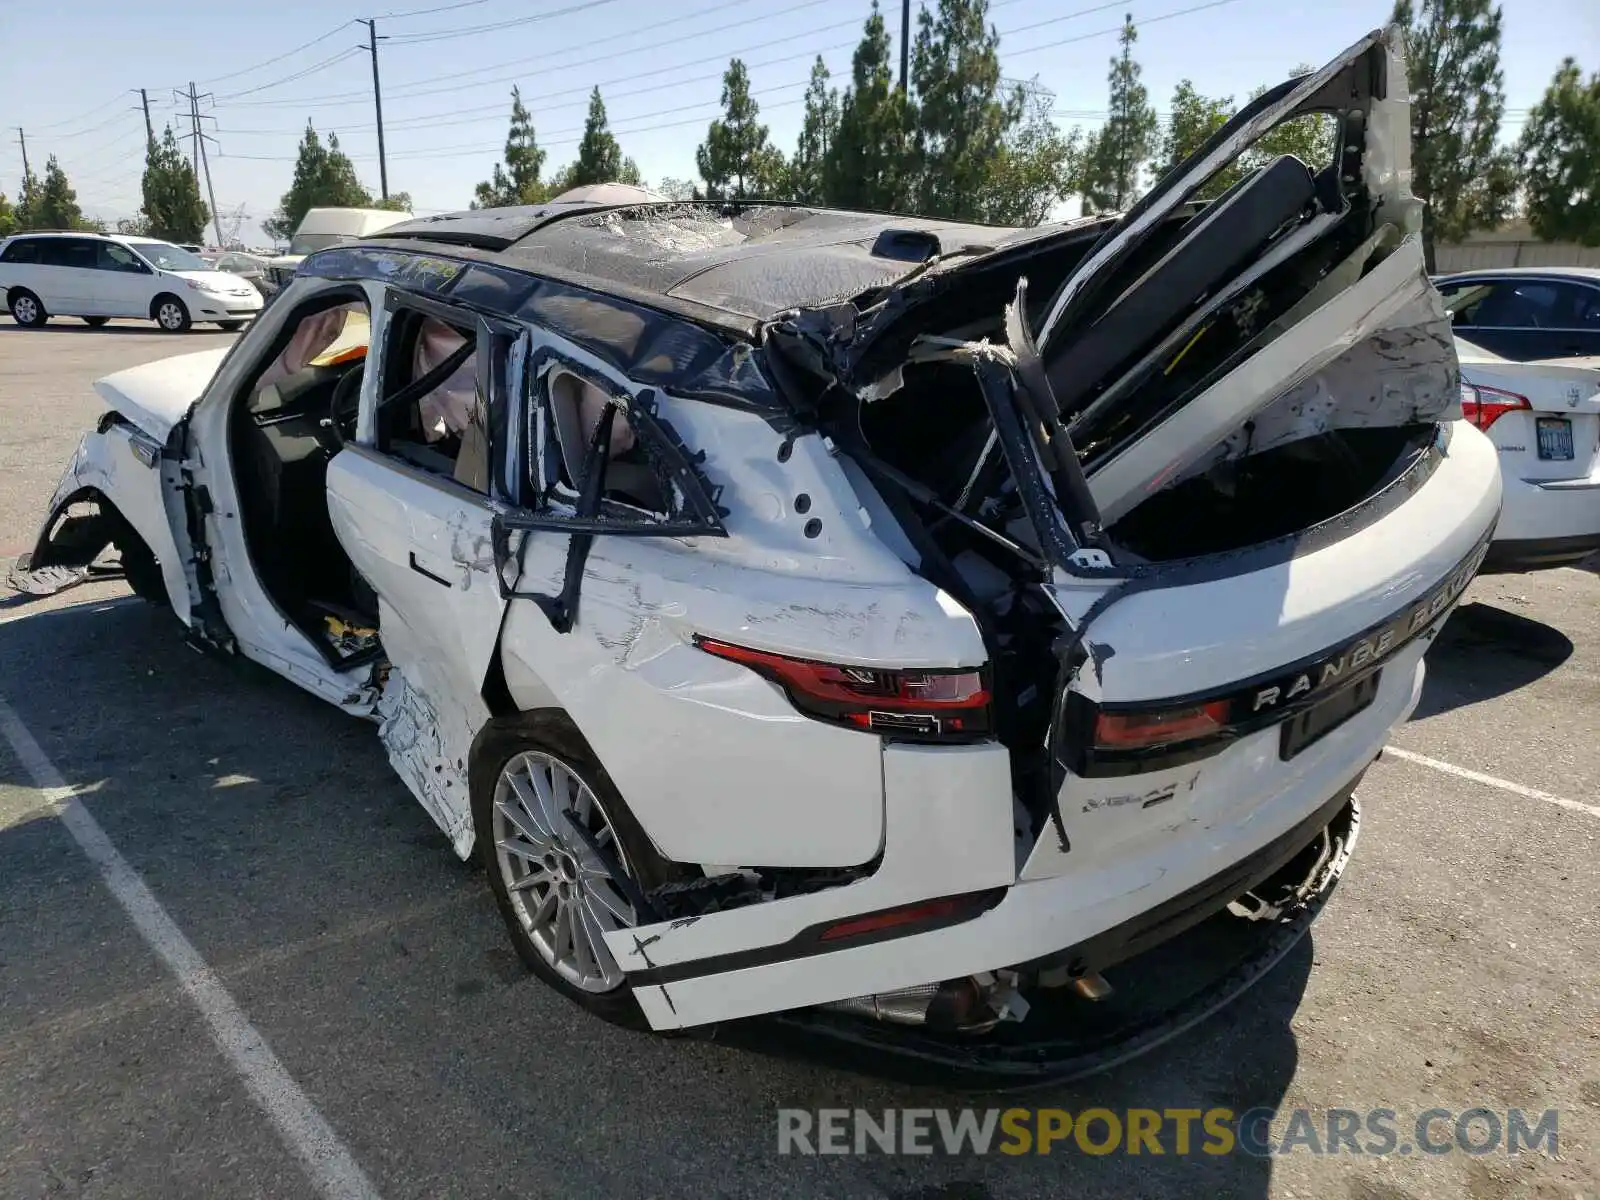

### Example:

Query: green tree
xmin=909 ymin=0 xmax=1019 ymax=221
xmin=824 ymin=2 xmax=914 ymax=211
xmin=0 ymin=191 xmax=15 ymax=238
xmin=979 ymin=85 xmax=1082 ymax=225
xmin=1162 ymin=80 xmax=1240 ymax=197
xmin=15 ymin=169 xmax=42 ymax=230
xmin=695 ymin=59 xmax=787 ymax=199
xmin=570 ymin=88 xmax=626 ymax=187
xmin=1243 ymin=66 xmax=1338 ymax=174
xmin=1391 ymin=0 xmax=1516 ymax=270
xmin=262 ymin=122 xmax=374 ymax=239
xmin=790 ymin=57 xmax=839 ymax=204
xmin=472 ymin=87 xmax=548 ymax=208
xmin=658 ymin=177 xmax=697 ymax=200
xmin=33 ymin=156 xmax=87 ymax=230
xmin=1078 ymin=15 xmax=1159 ymax=213
xmin=374 ymin=190 xmax=413 ymax=213
xmin=1518 ymin=57 xmax=1600 ymax=246
xmin=140 ymin=125 xmax=210 ymax=243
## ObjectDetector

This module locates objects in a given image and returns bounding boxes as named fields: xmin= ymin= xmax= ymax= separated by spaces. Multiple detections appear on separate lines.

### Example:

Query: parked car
xmin=264 ymin=206 xmax=413 ymax=292
xmin=0 ymin=232 xmax=263 ymax=332
xmin=1435 ymin=267 xmax=1600 ymax=361
xmin=1457 ymin=336 xmax=1600 ymax=571
xmin=211 ymin=251 xmax=276 ymax=297
xmin=7 ymin=27 xmax=1502 ymax=1080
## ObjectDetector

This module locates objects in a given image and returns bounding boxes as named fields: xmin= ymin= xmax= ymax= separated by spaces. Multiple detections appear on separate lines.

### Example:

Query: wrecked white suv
xmin=12 ymin=28 xmax=1500 ymax=1083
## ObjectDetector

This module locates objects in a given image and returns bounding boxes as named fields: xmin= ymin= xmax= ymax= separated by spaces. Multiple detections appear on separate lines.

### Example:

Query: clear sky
xmin=3 ymin=0 xmax=1594 ymax=246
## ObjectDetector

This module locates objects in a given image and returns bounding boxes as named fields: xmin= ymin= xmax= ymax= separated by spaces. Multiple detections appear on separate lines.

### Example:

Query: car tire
xmin=470 ymin=710 xmax=694 ymax=1029
xmin=83 ymin=316 xmax=110 ymax=328
xmin=9 ymin=290 xmax=47 ymax=327
xmin=152 ymin=295 xmax=191 ymax=333
xmin=217 ymin=320 xmax=245 ymax=331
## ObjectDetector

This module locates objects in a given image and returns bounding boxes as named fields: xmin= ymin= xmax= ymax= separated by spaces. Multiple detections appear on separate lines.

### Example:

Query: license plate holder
xmin=1279 ymin=670 xmax=1382 ymax=761
xmin=1536 ymin=417 xmax=1574 ymax=461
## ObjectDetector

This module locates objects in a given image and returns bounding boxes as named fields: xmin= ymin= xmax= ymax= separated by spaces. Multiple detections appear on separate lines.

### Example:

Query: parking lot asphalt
xmin=0 ymin=317 xmax=1596 ymax=1199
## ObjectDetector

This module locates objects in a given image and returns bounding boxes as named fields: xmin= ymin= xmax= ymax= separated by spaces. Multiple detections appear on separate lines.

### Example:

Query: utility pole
xmin=189 ymin=84 xmax=225 ymax=248
xmin=14 ymin=128 xmax=29 ymax=180
xmin=140 ymin=88 xmax=155 ymax=147
xmin=898 ymin=0 xmax=910 ymax=94
xmin=361 ymin=18 xmax=389 ymax=200
xmin=176 ymin=84 xmax=225 ymax=247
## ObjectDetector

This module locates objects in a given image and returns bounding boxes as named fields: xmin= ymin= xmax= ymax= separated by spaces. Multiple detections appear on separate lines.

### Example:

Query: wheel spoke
xmin=507 ymin=771 xmax=554 ymax=838
xmin=508 ymin=867 xmax=553 ymax=893
xmin=585 ymin=878 xmax=632 ymax=926
xmin=570 ymin=903 xmax=599 ymax=979
xmin=497 ymin=837 xmax=545 ymax=865
xmin=577 ymin=899 xmax=618 ymax=979
xmin=528 ymin=889 xmax=557 ymax=930
xmin=553 ymin=903 xmax=573 ymax=962
xmin=496 ymin=798 xmax=549 ymax=849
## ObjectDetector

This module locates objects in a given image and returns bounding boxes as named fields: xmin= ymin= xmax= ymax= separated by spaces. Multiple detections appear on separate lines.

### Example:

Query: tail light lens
xmin=695 ymin=637 xmax=991 ymax=741
xmin=1460 ymin=382 xmax=1530 ymax=432
xmin=1094 ymin=700 xmax=1230 ymax=750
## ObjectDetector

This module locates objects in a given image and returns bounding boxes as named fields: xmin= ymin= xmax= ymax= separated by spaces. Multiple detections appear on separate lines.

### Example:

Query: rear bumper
xmin=1484 ymin=532 xmax=1600 ymax=572
xmin=1489 ymin=468 xmax=1600 ymax=569
xmin=723 ymin=795 xmax=1359 ymax=1089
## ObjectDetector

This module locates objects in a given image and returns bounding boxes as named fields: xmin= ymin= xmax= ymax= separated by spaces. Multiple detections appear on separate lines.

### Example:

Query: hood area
xmin=165 ymin=269 xmax=258 ymax=292
xmin=93 ymin=347 xmax=231 ymax=442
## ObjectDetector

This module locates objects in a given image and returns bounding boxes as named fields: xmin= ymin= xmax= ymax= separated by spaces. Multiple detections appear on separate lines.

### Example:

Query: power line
xmin=379 ymin=0 xmax=492 ymax=17
xmin=30 ymin=91 xmax=137 ymax=133
xmin=197 ymin=21 xmax=360 ymax=88
xmin=215 ymin=48 xmax=369 ymax=102
xmin=210 ymin=0 xmax=799 ymax=110
xmin=383 ymin=0 xmax=624 ymax=45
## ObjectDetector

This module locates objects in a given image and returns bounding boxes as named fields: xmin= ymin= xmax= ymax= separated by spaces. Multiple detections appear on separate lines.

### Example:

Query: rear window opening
xmin=1106 ymin=424 xmax=1435 ymax=562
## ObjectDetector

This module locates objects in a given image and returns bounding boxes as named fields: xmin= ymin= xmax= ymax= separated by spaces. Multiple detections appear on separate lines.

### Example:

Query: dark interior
xmin=229 ymin=314 xmax=374 ymax=660
xmin=1107 ymin=425 xmax=1435 ymax=561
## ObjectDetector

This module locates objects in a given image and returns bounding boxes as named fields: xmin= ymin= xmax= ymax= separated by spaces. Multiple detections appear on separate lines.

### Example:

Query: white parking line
xmin=0 ymin=696 xmax=383 ymax=1200
xmin=1385 ymin=745 xmax=1600 ymax=820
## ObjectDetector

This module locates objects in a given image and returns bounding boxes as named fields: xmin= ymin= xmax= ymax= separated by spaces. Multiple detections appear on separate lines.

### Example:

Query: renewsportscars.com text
xmin=776 ymin=1107 xmax=1559 ymax=1158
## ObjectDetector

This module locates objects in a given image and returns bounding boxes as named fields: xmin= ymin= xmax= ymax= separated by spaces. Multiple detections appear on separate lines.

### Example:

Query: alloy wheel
xmin=158 ymin=302 xmax=186 ymax=330
xmin=491 ymin=750 xmax=637 ymax=992
xmin=13 ymin=297 xmax=37 ymax=324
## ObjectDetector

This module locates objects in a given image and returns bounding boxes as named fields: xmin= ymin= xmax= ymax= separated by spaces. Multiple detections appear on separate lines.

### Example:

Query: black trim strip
xmin=1059 ymin=525 xmax=1493 ymax=778
xmin=626 ymin=887 xmax=1006 ymax=989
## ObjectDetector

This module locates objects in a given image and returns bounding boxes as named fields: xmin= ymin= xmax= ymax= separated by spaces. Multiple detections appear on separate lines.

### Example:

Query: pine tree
xmin=910 ymin=0 xmax=1022 ymax=221
xmin=1077 ymin=16 xmax=1158 ymax=214
xmin=140 ymin=125 xmax=210 ymax=244
xmin=0 ymin=191 xmax=15 ymax=238
xmin=1391 ymin=0 xmax=1516 ymax=270
xmin=473 ymin=87 xmax=548 ymax=208
xmin=790 ymin=58 xmax=839 ymax=204
xmin=262 ymin=122 xmax=375 ymax=240
xmin=1162 ymin=80 xmax=1240 ymax=197
xmin=570 ymin=88 xmax=626 ymax=188
xmin=694 ymin=59 xmax=787 ymax=200
xmin=1518 ymin=57 xmax=1600 ymax=246
xmin=34 ymin=156 xmax=87 ymax=230
xmin=824 ymin=2 xmax=914 ymax=211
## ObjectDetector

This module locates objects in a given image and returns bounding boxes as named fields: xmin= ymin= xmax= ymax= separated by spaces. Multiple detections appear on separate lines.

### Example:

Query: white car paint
xmin=11 ymin=26 xmax=1505 ymax=1047
xmin=93 ymin=348 xmax=233 ymax=443
xmin=0 ymin=232 xmax=263 ymax=328
xmin=1457 ymin=337 xmax=1600 ymax=570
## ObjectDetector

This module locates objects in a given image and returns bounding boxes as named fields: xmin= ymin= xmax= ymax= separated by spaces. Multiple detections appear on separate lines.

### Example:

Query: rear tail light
xmin=1460 ymin=382 xmax=1530 ymax=432
xmin=695 ymin=637 xmax=991 ymax=741
xmin=1093 ymin=700 xmax=1230 ymax=750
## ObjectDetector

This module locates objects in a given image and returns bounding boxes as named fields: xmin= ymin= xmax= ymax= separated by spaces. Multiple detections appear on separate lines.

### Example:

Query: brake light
xmin=1094 ymin=700 xmax=1230 ymax=750
xmin=695 ymin=637 xmax=991 ymax=741
xmin=1459 ymin=382 xmax=1530 ymax=432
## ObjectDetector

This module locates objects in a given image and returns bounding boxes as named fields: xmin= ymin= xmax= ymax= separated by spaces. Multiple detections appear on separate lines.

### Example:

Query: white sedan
xmin=1458 ymin=337 xmax=1600 ymax=572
